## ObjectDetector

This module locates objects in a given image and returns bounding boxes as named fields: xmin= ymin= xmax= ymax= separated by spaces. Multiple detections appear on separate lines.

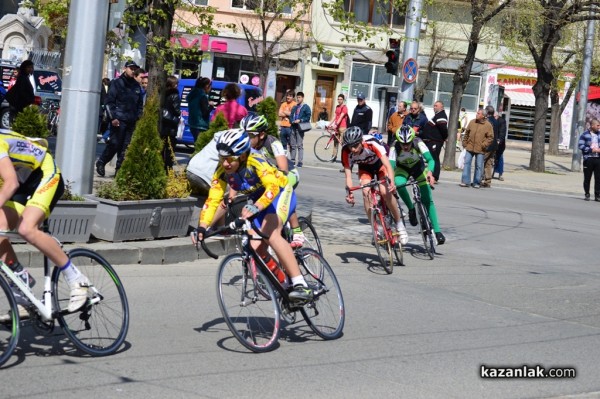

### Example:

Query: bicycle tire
xmin=0 ymin=276 xmax=19 ymax=367
xmin=385 ymin=213 xmax=404 ymax=267
xmin=371 ymin=210 xmax=394 ymax=274
xmin=416 ymin=202 xmax=435 ymax=259
xmin=52 ymin=248 xmax=129 ymax=356
xmin=217 ymin=254 xmax=280 ymax=352
xmin=314 ymin=135 xmax=336 ymax=162
xmin=297 ymin=249 xmax=345 ymax=340
xmin=298 ymin=216 xmax=323 ymax=256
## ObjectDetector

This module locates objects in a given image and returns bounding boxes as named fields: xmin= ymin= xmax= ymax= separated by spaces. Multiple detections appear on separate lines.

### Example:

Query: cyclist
xmin=191 ymin=129 xmax=313 ymax=302
xmin=388 ymin=126 xmax=446 ymax=245
xmin=241 ymin=113 xmax=306 ymax=248
xmin=341 ymin=126 xmax=408 ymax=245
xmin=0 ymin=131 xmax=90 ymax=318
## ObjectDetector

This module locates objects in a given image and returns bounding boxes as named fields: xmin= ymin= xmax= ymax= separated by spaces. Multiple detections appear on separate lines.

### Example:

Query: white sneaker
xmin=396 ymin=223 xmax=409 ymax=245
xmin=291 ymin=232 xmax=306 ymax=248
xmin=0 ymin=305 xmax=29 ymax=323
xmin=68 ymin=276 xmax=90 ymax=312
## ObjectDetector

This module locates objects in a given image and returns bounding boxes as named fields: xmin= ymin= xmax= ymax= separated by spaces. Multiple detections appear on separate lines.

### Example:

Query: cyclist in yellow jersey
xmin=0 ymin=131 xmax=90 ymax=318
xmin=191 ymin=129 xmax=313 ymax=302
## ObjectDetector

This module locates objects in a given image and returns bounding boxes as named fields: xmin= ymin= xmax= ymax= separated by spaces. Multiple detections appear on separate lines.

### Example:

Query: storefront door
xmin=313 ymin=76 xmax=336 ymax=123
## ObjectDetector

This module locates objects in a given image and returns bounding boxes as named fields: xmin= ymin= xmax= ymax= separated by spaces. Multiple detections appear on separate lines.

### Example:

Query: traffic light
xmin=384 ymin=38 xmax=401 ymax=75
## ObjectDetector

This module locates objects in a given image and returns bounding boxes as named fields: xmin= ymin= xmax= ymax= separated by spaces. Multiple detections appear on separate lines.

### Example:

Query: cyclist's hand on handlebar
xmin=241 ymin=203 xmax=260 ymax=220
xmin=191 ymin=226 xmax=207 ymax=246
xmin=426 ymin=172 xmax=436 ymax=187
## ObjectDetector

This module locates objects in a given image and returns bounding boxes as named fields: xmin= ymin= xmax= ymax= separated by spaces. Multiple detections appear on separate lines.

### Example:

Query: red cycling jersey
xmin=341 ymin=135 xmax=387 ymax=171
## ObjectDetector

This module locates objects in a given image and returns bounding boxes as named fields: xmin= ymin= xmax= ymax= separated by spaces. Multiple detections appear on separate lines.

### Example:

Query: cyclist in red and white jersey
xmin=341 ymin=127 xmax=408 ymax=244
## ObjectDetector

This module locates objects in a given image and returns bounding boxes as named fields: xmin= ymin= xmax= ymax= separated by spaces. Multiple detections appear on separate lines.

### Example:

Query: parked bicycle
xmin=40 ymin=100 xmax=60 ymax=136
xmin=0 ymin=224 xmax=129 ymax=366
xmin=401 ymin=176 xmax=436 ymax=259
xmin=313 ymin=125 xmax=343 ymax=162
xmin=347 ymin=178 xmax=403 ymax=274
xmin=198 ymin=218 xmax=344 ymax=353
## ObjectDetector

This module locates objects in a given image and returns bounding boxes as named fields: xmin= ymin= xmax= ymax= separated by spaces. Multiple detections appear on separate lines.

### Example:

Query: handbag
xmin=457 ymin=149 xmax=466 ymax=170
xmin=298 ymin=122 xmax=312 ymax=132
xmin=176 ymin=119 xmax=185 ymax=140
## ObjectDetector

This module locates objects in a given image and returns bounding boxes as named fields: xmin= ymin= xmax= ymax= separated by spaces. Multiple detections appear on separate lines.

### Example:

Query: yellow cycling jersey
xmin=0 ymin=131 xmax=49 ymax=183
xmin=200 ymin=153 xmax=288 ymax=226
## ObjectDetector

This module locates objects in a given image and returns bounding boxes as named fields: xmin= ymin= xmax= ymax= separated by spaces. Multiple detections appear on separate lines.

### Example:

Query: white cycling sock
xmin=60 ymin=260 xmax=82 ymax=283
xmin=291 ymin=275 xmax=307 ymax=288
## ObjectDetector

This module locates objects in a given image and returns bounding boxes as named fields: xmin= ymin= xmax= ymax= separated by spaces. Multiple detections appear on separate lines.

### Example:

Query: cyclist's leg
xmin=358 ymin=168 xmax=374 ymax=222
xmin=377 ymin=167 xmax=401 ymax=224
xmin=394 ymin=170 xmax=413 ymax=210
xmin=0 ymin=205 xmax=19 ymax=264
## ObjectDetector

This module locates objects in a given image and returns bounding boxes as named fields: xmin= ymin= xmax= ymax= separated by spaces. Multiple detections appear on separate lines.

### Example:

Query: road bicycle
xmin=347 ymin=178 xmax=403 ymax=274
xmin=282 ymin=214 xmax=323 ymax=256
xmin=401 ymin=176 xmax=435 ymax=259
xmin=313 ymin=125 xmax=343 ymax=162
xmin=0 ymin=226 xmax=129 ymax=366
xmin=40 ymin=100 xmax=60 ymax=137
xmin=198 ymin=218 xmax=345 ymax=353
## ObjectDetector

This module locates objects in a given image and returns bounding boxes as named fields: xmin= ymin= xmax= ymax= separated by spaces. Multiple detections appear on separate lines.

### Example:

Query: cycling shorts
xmin=358 ymin=163 xmax=387 ymax=182
xmin=5 ymin=154 xmax=65 ymax=219
xmin=252 ymin=189 xmax=297 ymax=228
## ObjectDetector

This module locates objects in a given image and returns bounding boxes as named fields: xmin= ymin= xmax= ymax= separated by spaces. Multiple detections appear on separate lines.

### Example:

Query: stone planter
xmin=88 ymin=196 xmax=196 ymax=242
xmin=48 ymin=199 xmax=98 ymax=243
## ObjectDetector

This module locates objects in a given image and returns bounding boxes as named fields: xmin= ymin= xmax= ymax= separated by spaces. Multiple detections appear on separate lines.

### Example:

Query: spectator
xmin=96 ymin=60 xmax=144 ymax=177
xmin=419 ymin=100 xmax=448 ymax=182
xmin=493 ymin=112 xmax=508 ymax=181
xmin=98 ymin=77 xmax=111 ymax=143
xmin=349 ymin=92 xmax=372 ymax=135
xmin=578 ymin=118 xmax=600 ymax=201
xmin=212 ymin=83 xmax=247 ymax=128
xmin=482 ymin=105 xmax=500 ymax=188
xmin=278 ymin=90 xmax=296 ymax=150
xmin=160 ymin=75 xmax=181 ymax=171
xmin=402 ymin=101 xmax=427 ymax=133
xmin=186 ymin=131 xmax=225 ymax=197
xmin=5 ymin=60 xmax=35 ymax=125
xmin=386 ymin=96 xmax=398 ymax=122
xmin=290 ymin=91 xmax=311 ymax=167
xmin=459 ymin=107 xmax=469 ymax=143
xmin=387 ymin=101 xmax=408 ymax=146
xmin=328 ymin=93 xmax=349 ymax=162
xmin=460 ymin=109 xmax=493 ymax=188
xmin=318 ymin=107 xmax=329 ymax=121
xmin=134 ymin=68 xmax=148 ymax=104
xmin=187 ymin=77 xmax=212 ymax=143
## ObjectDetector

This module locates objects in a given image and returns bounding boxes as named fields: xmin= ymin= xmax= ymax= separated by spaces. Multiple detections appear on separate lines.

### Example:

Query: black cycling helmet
xmin=343 ymin=126 xmax=363 ymax=147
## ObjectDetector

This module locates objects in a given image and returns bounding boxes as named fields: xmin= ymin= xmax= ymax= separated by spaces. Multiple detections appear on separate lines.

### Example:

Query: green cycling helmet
xmin=396 ymin=125 xmax=416 ymax=144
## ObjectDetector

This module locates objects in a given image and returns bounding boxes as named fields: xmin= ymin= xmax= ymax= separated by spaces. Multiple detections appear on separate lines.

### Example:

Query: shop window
xmin=350 ymin=62 xmax=402 ymax=100
xmin=213 ymin=54 xmax=260 ymax=84
xmin=342 ymin=0 xmax=405 ymax=27
xmin=419 ymin=71 xmax=481 ymax=112
xmin=232 ymin=0 xmax=291 ymax=13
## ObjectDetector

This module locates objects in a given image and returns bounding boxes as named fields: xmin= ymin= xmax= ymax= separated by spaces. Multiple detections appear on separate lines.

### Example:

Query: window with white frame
xmin=418 ymin=71 xmax=481 ymax=112
xmin=195 ymin=0 xmax=208 ymax=5
xmin=349 ymin=62 xmax=400 ymax=100
xmin=232 ymin=0 xmax=291 ymax=13
xmin=342 ymin=0 xmax=405 ymax=27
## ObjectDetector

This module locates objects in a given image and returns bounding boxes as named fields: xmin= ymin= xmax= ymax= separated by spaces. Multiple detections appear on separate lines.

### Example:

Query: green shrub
xmin=104 ymin=94 xmax=167 ymax=200
xmin=256 ymin=97 xmax=279 ymax=138
xmin=194 ymin=111 xmax=228 ymax=154
xmin=11 ymin=105 xmax=49 ymax=138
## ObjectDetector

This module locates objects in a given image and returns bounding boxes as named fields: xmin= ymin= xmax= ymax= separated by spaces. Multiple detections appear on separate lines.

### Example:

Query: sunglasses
xmin=349 ymin=142 xmax=362 ymax=149
xmin=219 ymin=155 xmax=241 ymax=163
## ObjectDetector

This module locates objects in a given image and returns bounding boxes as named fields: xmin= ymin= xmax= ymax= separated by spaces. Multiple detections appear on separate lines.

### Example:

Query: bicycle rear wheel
xmin=0 ymin=276 xmax=19 ymax=367
xmin=298 ymin=216 xmax=323 ymax=256
xmin=385 ymin=213 xmax=404 ymax=267
xmin=52 ymin=248 xmax=129 ymax=356
xmin=416 ymin=202 xmax=435 ymax=259
xmin=217 ymin=254 xmax=280 ymax=352
xmin=314 ymin=135 xmax=336 ymax=162
xmin=371 ymin=210 xmax=394 ymax=274
xmin=297 ymin=249 xmax=344 ymax=340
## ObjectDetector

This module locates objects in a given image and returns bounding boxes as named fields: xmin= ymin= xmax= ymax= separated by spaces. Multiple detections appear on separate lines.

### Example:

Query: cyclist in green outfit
xmin=388 ymin=125 xmax=446 ymax=245
xmin=241 ymin=113 xmax=307 ymax=248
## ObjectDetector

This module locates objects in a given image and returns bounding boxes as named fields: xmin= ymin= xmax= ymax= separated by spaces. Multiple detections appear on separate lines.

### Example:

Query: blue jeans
xmin=280 ymin=126 xmax=292 ymax=151
xmin=461 ymin=151 xmax=484 ymax=185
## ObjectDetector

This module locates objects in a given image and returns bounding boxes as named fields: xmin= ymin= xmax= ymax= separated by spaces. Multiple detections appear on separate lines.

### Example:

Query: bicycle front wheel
xmin=0 ymin=276 xmax=19 ymax=367
xmin=298 ymin=249 xmax=345 ymax=340
xmin=298 ymin=216 xmax=323 ymax=256
xmin=416 ymin=202 xmax=435 ymax=259
xmin=52 ymin=248 xmax=129 ymax=356
xmin=217 ymin=254 xmax=280 ymax=353
xmin=314 ymin=135 xmax=336 ymax=162
xmin=385 ymin=213 xmax=404 ymax=267
xmin=371 ymin=210 xmax=394 ymax=274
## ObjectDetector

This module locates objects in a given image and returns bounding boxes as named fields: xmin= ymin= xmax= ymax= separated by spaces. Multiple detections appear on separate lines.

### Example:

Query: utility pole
xmin=571 ymin=6 xmax=596 ymax=172
xmin=398 ymin=0 xmax=424 ymax=103
xmin=55 ymin=0 xmax=110 ymax=195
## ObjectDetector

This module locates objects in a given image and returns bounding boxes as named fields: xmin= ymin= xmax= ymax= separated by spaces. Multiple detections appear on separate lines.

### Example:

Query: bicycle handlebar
xmin=347 ymin=178 xmax=390 ymax=193
xmin=197 ymin=217 xmax=270 ymax=259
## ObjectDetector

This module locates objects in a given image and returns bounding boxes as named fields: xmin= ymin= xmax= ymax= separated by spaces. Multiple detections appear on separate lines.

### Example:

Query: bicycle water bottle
xmin=261 ymin=254 xmax=286 ymax=284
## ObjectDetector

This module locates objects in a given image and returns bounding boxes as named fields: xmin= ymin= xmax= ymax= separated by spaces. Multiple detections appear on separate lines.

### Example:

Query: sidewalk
xmin=14 ymin=131 xmax=586 ymax=267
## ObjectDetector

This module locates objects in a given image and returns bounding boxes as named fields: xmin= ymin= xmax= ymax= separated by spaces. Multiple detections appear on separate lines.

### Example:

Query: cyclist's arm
xmin=269 ymin=140 xmax=289 ymax=172
xmin=198 ymin=170 xmax=227 ymax=227
xmin=388 ymin=145 xmax=397 ymax=170
xmin=250 ymin=158 xmax=283 ymax=212
xmin=0 ymin=157 xmax=19 ymax=208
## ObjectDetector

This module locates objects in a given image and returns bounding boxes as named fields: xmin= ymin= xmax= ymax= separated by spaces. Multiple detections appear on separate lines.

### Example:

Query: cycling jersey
xmin=200 ymin=154 xmax=289 ymax=225
xmin=341 ymin=134 xmax=387 ymax=171
xmin=389 ymin=137 xmax=434 ymax=174
xmin=0 ymin=131 xmax=48 ymax=183
xmin=253 ymin=135 xmax=293 ymax=170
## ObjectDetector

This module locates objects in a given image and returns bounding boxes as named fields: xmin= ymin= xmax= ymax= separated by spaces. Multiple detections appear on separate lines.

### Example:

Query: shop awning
xmin=505 ymin=89 xmax=536 ymax=107
xmin=588 ymin=85 xmax=600 ymax=101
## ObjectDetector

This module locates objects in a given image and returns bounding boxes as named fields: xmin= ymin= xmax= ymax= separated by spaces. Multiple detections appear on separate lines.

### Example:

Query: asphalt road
xmin=2 ymin=164 xmax=600 ymax=398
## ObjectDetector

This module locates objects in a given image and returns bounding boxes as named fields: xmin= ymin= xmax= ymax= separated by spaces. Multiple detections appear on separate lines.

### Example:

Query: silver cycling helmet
xmin=343 ymin=126 xmax=363 ymax=147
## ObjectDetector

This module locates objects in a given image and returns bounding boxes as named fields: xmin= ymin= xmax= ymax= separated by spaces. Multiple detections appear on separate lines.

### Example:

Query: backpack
xmin=367 ymin=133 xmax=390 ymax=156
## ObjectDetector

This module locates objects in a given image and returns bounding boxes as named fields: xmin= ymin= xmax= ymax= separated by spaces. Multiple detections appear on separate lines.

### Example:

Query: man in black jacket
xmin=419 ymin=100 xmax=448 ymax=182
xmin=349 ymin=92 xmax=372 ymax=135
xmin=96 ymin=60 xmax=144 ymax=177
xmin=482 ymin=105 xmax=500 ymax=187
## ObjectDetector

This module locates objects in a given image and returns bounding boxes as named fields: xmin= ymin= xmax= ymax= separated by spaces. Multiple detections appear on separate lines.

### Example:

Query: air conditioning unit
xmin=319 ymin=53 xmax=340 ymax=65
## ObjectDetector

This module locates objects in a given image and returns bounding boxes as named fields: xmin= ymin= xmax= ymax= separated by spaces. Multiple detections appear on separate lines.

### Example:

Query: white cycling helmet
xmin=241 ymin=113 xmax=269 ymax=134
xmin=216 ymin=129 xmax=251 ymax=156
